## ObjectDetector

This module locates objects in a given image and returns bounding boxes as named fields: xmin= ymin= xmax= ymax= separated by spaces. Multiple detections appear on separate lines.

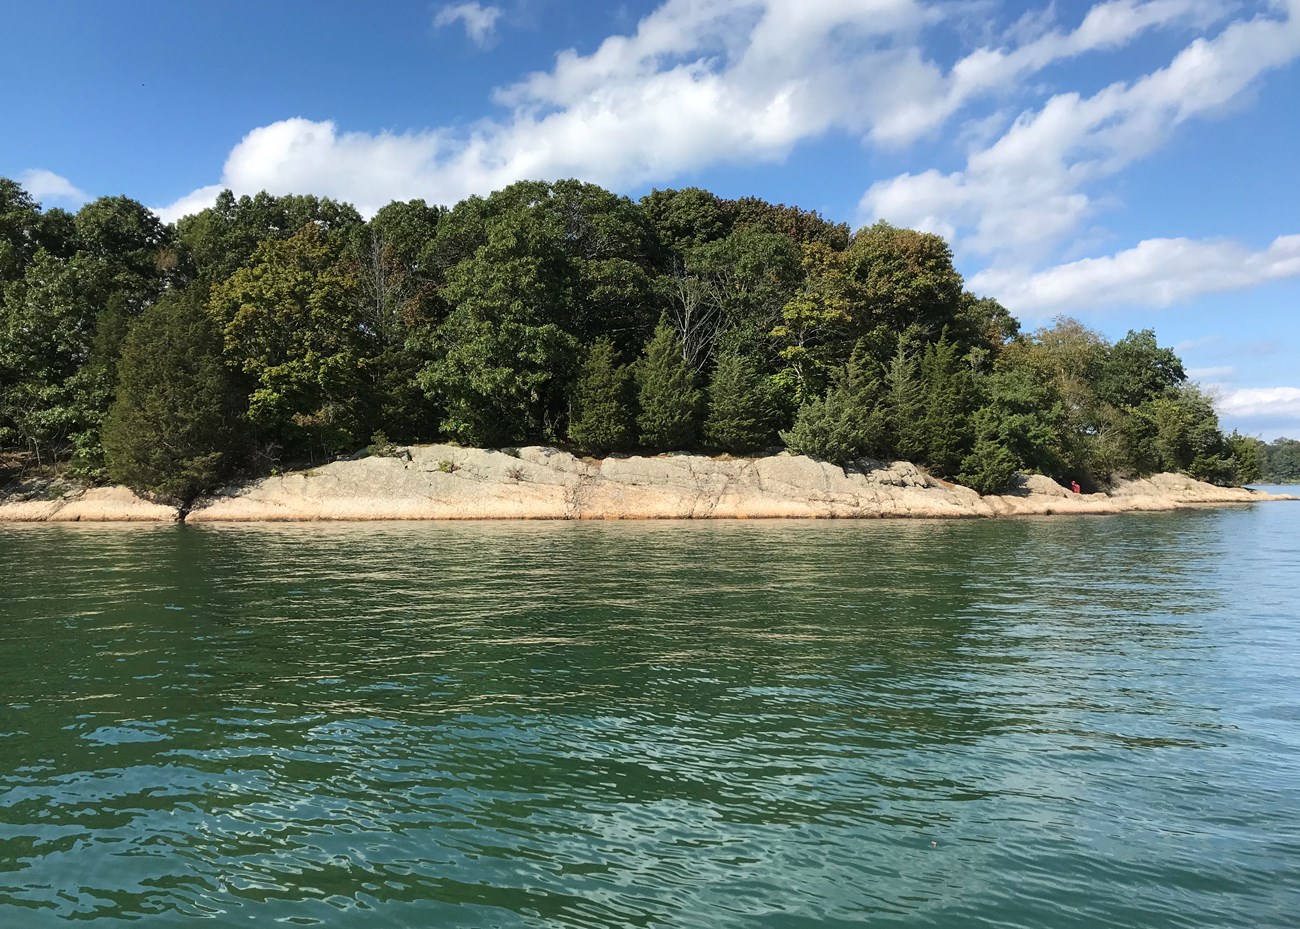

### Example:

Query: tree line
xmin=0 ymin=175 xmax=1261 ymax=504
xmin=1257 ymin=437 xmax=1300 ymax=483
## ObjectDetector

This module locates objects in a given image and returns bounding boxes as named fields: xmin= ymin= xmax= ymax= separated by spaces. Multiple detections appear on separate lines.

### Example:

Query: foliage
xmin=0 ymin=173 xmax=1244 ymax=494
xmin=208 ymin=223 xmax=368 ymax=458
xmin=569 ymin=338 xmax=634 ymax=454
xmin=780 ymin=360 xmax=884 ymax=463
xmin=705 ymin=352 xmax=775 ymax=453
xmin=101 ymin=290 xmax=237 ymax=504
xmin=637 ymin=322 xmax=701 ymax=450
xmin=1259 ymin=437 xmax=1300 ymax=483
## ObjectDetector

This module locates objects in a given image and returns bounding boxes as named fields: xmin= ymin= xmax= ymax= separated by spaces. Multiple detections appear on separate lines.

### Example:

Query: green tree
xmin=1259 ymin=437 xmax=1300 ymax=483
xmin=883 ymin=339 xmax=926 ymax=462
xmin=769 ymin=241 xmax=855 ymax=404
xmin=637 ymin=322 xmax=701 ymax=450
xmin=0 ymin=252 xmax=108 ymax=464
xmin=1125 ymin=386 xmax=1233 ymax=482
xmin=639 ymin=187 xmax=731 ymax=256
xmin=705 ymin=352 xmax=774 ymax=453
xmin=780 ymin=358 xmax=884 ymax=463
xmin=208 ymin=223 xmax=367 ymax=458
xmin=959 ymin=367 xmax=1065 ymax=491
xmin=102 ymin=290 xmax=239 ymax=504
xmin=1226 ymin=432 xmax=1264 ymax=486
xmin=419 ymin=221 xmax=576 ymax=446
xmin=0 ymin=177 xmax=43 ymax=285
xmin=177 ymin=189 xmax=363 ymax=286
xmin=919 ymin=334 xmax=978 ymax=475
xmin=568 ymin=338 xmax=634 ymax=454
xmin=1098 ymin=329 xmax=1186 ymax=409
xmin=848 ymin=222 xmax=964 ymax=337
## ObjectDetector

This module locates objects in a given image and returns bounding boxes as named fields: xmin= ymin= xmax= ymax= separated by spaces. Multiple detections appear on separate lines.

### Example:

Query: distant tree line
xmin=0 ymin=175 xmax=1261 ymax=504
xmin=1254 ymin=437 xmax=1300 ymax=484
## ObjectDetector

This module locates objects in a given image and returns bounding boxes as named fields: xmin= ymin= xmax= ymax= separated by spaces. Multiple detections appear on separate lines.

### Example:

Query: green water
xmin=2 ymin=503 xmax=1299 ymax=928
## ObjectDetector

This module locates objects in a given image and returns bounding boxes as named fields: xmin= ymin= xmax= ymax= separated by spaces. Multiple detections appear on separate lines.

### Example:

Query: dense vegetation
xmin=0 ymin=175 xmax=1261 ymax=504
xmin=1257 ymin=437 xmax=1300 ymax=483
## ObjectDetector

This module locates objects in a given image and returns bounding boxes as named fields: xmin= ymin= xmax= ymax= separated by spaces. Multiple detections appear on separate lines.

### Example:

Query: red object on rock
xmin=1071 ymin=481 xmax=1081 ymax=494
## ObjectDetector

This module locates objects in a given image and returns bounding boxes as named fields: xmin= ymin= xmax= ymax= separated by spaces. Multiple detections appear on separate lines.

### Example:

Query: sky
xmin=3 ymin=0 xmax=1299 ymax=438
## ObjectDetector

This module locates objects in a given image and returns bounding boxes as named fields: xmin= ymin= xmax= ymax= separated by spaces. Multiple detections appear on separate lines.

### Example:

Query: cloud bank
xmin=970 ymin=235 xmax=1300 ymax=315
xmin=157 ymin=0 xmax=1293 ymax=226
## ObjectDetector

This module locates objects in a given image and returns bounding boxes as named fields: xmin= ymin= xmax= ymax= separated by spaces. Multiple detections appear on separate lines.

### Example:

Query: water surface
xmin=2 ymin=502 xmax=1299 ymax=927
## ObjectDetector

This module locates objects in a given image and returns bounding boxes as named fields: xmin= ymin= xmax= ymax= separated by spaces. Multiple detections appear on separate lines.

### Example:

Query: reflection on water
xmin=2 ymin=507 xmax=1299 ymax=927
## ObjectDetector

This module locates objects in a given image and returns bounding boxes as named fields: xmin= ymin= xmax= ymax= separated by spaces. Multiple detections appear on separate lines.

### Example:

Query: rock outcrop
xmin=2 ymin=446 xmax=1292 ymax=523
xmin=0 ymin=485 xmax=179 ymax=522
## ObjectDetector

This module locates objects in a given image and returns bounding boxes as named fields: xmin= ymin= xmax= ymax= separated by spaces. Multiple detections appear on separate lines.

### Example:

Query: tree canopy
xmin=0 ymin=173 xmax=1260 ymax=495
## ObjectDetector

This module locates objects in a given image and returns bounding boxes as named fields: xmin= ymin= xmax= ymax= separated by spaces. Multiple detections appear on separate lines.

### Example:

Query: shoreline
xmin=2 ymin=446 xmax=1294 ymax=524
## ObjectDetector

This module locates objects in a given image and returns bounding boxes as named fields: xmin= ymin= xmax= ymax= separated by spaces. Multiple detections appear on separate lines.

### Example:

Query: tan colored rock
xmin=4 ymin=446 xmax=1294 ymax=523
xmin=0 ymin=485 xmax=178 ymax=522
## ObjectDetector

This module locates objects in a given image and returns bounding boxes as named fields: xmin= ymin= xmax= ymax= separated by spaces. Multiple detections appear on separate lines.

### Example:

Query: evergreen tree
xmin=883 ymin=340 xmax=925 ymax=461
xmin=705 ymin=352 xmax=774 ymax=453
xmin=569 ymin=338 xmax=634 ymax=454
xmin=102 ymin=290 xmax=239 ymax=504
xmin=780 ymin=359 xmax=884 ymax=463
xmin=919 ymin=334 xmax=976 ymax=475
xmin=637 ymin=322 xmax=701 ymax=450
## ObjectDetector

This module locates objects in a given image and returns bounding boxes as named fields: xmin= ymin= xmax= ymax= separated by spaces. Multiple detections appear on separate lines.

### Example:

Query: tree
xmin=208 ymin=223 xmax=368 ymax=458
xmin=770 ymin=242 xmax=855 ymax=405
xmin=639 ymin=187 xmax=731 ymax=256
xmin=883 ymin=339 xmax=926 ymax=462
xmin=1098 ymin=329 xmax=1186 ymax=409
xmin=419 ymin=219 xmax=577 ymax=447
xmin=1126 ymin=385 xmax=1232 ymax=481
xmin=726 ymin=196 xmax=850 ymax=250
xmin=848 ymin=222 xmax=964 ymax=337
xmin=1261 ymin=438 xmax=1300 ymax=483
xmin=919 ymin=334 xmax=978 ymax=475
xmin=0 ymin=177 xmax=43 ymax=286
xmin=0 ymin=252 xmax=108 ymax=464
xmin=779 ymin=358 xmax=884 ymax=463
xmin=705 ymin=352 xmax=775 ymax=453
xmin=1226 ymin=432 xmax=1264 ymax=486
xmin=959 ymin=367 xmax=1065 ymax=489
xmin=176 ymin=189 xmax=363 ymax=286
xmin=102 ymin=290 xmax=239 ymax=504
xmin=637 ymin=322 xmax=701 ymax=450
xmin=568 ymin=339 xmax=634 ymax=454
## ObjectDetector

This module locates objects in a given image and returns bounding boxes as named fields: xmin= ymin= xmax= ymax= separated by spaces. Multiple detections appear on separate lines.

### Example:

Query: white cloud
xmin=1187 ymin=366 xmax=1237 ymax=382
xmin=156 ymin=0 xmax=1236 ymax=221
xmin=434 ymin=2 xmax=503 ymax=47
xmin=1217 ymin=387 xmax=1300 ymax=420
xmin=969 ymin=234 xmax=1300 ymax=314
xmin=861 ymin=0 xmax=1300 ymax=260
xmin=19 ymin=169 xmax=88 ymax=206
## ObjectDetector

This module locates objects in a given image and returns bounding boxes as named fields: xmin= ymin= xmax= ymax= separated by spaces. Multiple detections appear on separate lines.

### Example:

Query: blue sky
xmin=4 ymin=0 xmax=1299 ymax=437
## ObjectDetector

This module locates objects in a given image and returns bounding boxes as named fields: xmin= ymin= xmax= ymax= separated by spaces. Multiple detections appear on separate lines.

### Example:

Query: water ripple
xmin=2 ymin=506 xmax=1300 ymax=927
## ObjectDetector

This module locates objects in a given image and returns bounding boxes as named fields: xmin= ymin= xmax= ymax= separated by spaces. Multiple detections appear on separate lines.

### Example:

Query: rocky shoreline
xmin=0 ymin=445 xmax=1293 ymax=523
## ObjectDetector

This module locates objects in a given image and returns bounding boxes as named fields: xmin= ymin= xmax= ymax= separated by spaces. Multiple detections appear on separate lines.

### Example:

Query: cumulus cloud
xmin=969 ymin=234 xmax=1300 ymax=315
xmin=1217 ymin=387 xmax=1300 ymax=425
xmin=434 ymin=2 xmax=503 ymax=47
xmin=862 ymin=0 xmax=1300 ymax=260
xmin=19 ymin=168 xmax=88 ymax=206
xmin=156 ymin=0 xmax=1236 ymax=220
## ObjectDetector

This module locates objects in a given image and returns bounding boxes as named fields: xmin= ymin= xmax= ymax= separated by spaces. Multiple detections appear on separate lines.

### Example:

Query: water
xmin=2 ymin=501 xmax=1299 ymax=928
